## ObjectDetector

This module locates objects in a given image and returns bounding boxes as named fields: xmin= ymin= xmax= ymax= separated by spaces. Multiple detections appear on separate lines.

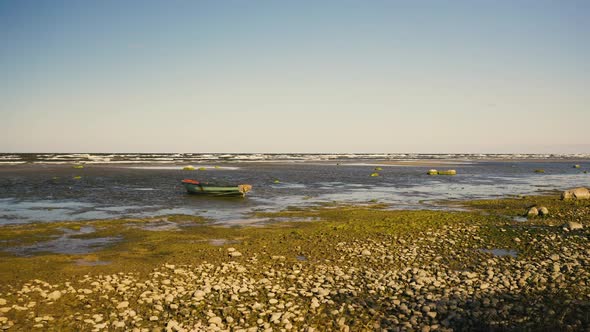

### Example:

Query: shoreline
xmin=0 ymin=194 xmax=588 ymax=330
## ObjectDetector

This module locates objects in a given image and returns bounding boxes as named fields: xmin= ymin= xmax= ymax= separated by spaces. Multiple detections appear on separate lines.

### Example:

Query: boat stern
xmin=238 ymin=184 xmax=252 ymax=195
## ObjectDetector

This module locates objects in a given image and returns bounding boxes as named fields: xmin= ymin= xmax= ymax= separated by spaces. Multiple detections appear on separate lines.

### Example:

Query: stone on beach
xmin=561 ymin=187 xmax=590 ymax=200
xmin=47 ymin=291 xmax=62 ymax=301
xmin=227 ymin=247 xmax=243 ymax=256
xmin=1 ymin=193 xmax=589 ymax=331
xmin=116 ymin=301 xmax=129 ymax=309
xmin=526 ymin=207 xmax=538 ymax=217
xmin=564 ymin=221 xmax=584 ymax=231
xmin=538 ymin=206 xmax=549 ymax=216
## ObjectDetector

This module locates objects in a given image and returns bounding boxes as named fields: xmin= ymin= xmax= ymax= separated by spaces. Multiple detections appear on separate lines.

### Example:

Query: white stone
xmin=116 ymin=301 xmax=129 ymax=309
xmin=208 ymin=316 xmax=223 ymax=325
xmin=47 ymin=291 xmax=62 ymax=301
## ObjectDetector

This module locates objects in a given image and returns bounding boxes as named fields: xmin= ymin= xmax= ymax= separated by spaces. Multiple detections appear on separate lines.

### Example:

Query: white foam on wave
xmin=0 ymin=161 xmax=26 ymax=165
xmin=125 ymin=165 xmax=239 ymax=170
xmin=1 ymin=153 xmax=589 ymax=165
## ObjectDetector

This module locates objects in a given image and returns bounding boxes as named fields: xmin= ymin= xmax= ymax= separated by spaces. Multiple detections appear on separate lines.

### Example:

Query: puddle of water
xmin=479 ymin=248 xmax=518 ymax=258
xmin=296 ymin=255 xmax=307 ymax=261
xmin=74 ymin=259 xmax=111 ymax=266
xmin=208 ymin=238 xmax=241 ymax=246
xmin=513 ymin=216 xmax=528 ymax=222
xmin=270 ymin=183 xmax=307 ymax=189
xmin=97 ymin=205 xmax=147 ymax=212
xmin=127 ymin=221 xmax=180 ymax=231
xmin=4 ymin=226 xmax=122 ymax=256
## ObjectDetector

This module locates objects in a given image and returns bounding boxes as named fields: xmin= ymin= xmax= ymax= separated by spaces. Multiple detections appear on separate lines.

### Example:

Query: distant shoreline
xmin=1 ymin=152 xmax=590 ymax=167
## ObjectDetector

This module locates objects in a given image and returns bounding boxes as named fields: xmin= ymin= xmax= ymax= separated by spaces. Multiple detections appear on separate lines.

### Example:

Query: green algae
xmin=0 ymin=195 xmax=585 ymax=288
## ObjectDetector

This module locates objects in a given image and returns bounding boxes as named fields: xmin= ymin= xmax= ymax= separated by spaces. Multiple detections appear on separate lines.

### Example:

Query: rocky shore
xmin=0 ymin=194 xmax=589 ymax=331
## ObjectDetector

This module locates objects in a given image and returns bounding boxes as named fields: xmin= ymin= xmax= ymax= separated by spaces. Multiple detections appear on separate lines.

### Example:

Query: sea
xmin=1 ymin=153 xmax=589 ymax=225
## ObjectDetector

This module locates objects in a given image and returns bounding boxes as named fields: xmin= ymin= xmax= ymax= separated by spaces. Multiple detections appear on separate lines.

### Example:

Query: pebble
xmin=208 ymin=316 xmax=222 ymax=325
xmin=565 ymin=221 xmax=584 ymax=231
xmin=47 ymin=291 xmax=61 ymax=301
xmin=116 ymin=301 xmax=129 ymax=309
xmin=2 ymin=201 xmax=588 ymax=331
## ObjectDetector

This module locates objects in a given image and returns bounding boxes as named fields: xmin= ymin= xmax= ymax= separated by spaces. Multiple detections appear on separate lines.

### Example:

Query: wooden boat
xmin=181 ymin=179 xmax=252 ymax=197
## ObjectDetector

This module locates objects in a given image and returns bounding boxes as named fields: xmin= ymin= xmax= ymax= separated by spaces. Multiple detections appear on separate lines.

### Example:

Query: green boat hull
xmin=182 ymin=183 xmax=251 ymax=197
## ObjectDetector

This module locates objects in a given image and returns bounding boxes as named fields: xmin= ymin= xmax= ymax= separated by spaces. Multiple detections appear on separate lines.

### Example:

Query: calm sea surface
xmin=1 ymin=153 xmax=589 ymax=225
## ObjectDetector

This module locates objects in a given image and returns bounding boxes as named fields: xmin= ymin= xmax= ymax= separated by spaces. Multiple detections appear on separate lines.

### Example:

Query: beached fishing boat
xmin=181 ymin=179 xmax=252 ymax=197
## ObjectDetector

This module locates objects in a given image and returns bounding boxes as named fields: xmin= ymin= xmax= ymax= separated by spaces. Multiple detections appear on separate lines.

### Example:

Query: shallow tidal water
xmin=0 ymin=159 xmax=589 ymax=225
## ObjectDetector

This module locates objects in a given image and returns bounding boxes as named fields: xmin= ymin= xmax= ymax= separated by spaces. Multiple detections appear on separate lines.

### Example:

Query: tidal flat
xmin=0 ymin=195 xmax=589 ymax=331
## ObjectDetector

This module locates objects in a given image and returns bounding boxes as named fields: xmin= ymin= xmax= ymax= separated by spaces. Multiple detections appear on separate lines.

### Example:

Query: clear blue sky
xmin=1 ymin=0 xmax=589 ymax=153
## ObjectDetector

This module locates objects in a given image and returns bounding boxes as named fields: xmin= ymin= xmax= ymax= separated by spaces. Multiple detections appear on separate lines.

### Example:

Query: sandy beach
xmin=0 ymin=194 xmax=588 ymax=331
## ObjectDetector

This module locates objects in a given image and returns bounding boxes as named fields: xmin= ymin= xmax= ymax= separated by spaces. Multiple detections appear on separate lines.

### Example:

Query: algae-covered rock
xmin=370 ymin=172 xmax=380 ymax=177
xmin=374 ymin=167 xmax=382 ymax=171
xmin=183 ymin=166 xmax=196 ymax=171
xmin=198 ymin=167 xmax=206 ymax=171
xmin=561 ymin=187 xmax=590 ymax=200
xmin=72 ymin=165 xmax=84 ymax=169
xmin=438 ymin=170 xmax=457 ymax=175
xmin=534 ymin=169 xmax=545 ymax=173
xmin=427 ymin=169 xmax=438 ymax=175
xmin=573 ymin=165 xmax=581 ymax=168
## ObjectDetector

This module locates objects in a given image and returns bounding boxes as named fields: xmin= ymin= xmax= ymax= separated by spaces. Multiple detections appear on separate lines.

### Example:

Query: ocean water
xmin=0 ymin=154 xmax=589 ymax=225
xmin=1 ymin=152 xmax=590 ymax=165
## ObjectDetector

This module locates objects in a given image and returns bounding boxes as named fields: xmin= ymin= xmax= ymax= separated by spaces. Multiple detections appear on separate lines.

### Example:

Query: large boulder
xmin=561 ymin=187 xmax=590 ymax=200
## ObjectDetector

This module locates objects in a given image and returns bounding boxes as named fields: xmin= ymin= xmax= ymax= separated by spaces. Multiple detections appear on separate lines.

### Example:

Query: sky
xmin=1 ymin=0 xmax=589 ymax=153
